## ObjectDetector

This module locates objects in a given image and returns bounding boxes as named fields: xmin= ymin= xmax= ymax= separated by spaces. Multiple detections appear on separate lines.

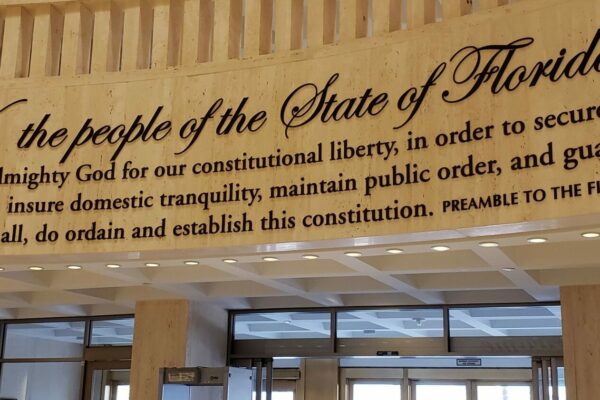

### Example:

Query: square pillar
xmin=561 ymin=285 xmax=600 ymax=399
xmin=130 ymin=299 xmax=228 ymax=400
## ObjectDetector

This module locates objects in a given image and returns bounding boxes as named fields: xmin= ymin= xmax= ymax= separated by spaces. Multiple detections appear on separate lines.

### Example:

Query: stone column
xmin=561 ymin=285 xmax=600 ymax=400
xmin=130 ymin=299 xmax=228 ymax=400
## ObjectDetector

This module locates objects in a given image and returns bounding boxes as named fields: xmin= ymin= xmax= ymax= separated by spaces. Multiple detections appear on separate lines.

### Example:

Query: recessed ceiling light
xmin=478 ymin=242 xmax=499 ymax=248
xmin=345 ymin=251 xmax=363 ymax=257
xmin=502 ymin=267 xmax=516 ymax=272
xmin=0 ymin=267 xmax=5 ymax=271
xmin=29 ymin=266 xmax=44 ymax=271
xmin=145 ymin=262 xmax=160 ymax=267
xmin=386 ymin=248 xmax=404 ymax=254
xmin=302 ymin=254 xmax=319 ymax=260
xmin=67 ymin=265 xmax=82 ymax=270
xmin=431 ymin=245 xmax=450 ymax=252
xmin=184 ymin=260 xmax=200 ymax=266
xmin=106 ymin=264 xmax=121 ymax=269
xmin=582 ymin=232 xmax=600 ymax=238
xmin=223 ymin=258 xmax=238 ymax=264
xmin=527 ymin=237 xmax=547 ymax=244
xmin=263 ymin=256 xmax=279 ymax=262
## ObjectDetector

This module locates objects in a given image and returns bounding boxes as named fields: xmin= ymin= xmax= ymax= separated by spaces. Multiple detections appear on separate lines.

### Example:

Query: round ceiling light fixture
xmin=478 ymin=242 xmax=499 ymax=248
xmin=527 ymin=237 xmax=547 ymax=244
xmin=386 ymin=248 xmax=404 ymax=254
xmin=581 ymin=232 xmax=600 ymax=238
xmin=344 ymin=251 xmax=363 ymax=257
xmin=431 ymin=245 xmax=450 ymax=252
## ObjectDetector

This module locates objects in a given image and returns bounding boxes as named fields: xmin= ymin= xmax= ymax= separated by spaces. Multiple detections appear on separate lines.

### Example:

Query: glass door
xmin=413 ymin=382 xmax=468 ymax=400
xmin=475 ymin=383 xmax=531 ymax=400
xmin=83 ymin=360 xmax=131 ymax=400
xmin=272 ymin=379 xmax=296 ymax=400
xmin=350 ymin=380 xmax=402 ymax=400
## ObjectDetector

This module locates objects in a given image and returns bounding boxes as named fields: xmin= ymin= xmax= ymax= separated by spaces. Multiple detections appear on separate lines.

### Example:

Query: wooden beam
xmin=29 ymin=4 xmax=63 ymax=77
xmin=275 ymin=0 xmax=303 ymax=52
xmin=213 ymin=0 xmax=242 ymax=61
xmin=372 ymin=0 xmax=401 ymax=35
xmin=442 ymin=0 xmax=471 ymax=20
xmin=91 ymin=1 xmax=123 ymax=73
xmin=480 ymin=0 xmax=509 ymax=10
xmin=167 ymin=0 xmax=184 ymax=66
xmin=0 ymin=6 xmax=33 ymax=78
xmin=307 ymin=0 xmax=335 ymax=47
xmin=339 ymin=0 xmax=368 ymax=42
xmin=197 ymin=0 xmax=214 ymax=63
xmin=121 ymin=0 xmax=153 ymax=71
xmin=244 ymin=0 xmax=272 ymax=57
xmin=61 ymin=2 xmax=93 ymax=75
xmin=151 ymin=0 xmax=169 ymax=69
xmin=181 ymin=0 xmax=201 ymax=65
xmin=406 ymin=0 xmax=436 ymax=29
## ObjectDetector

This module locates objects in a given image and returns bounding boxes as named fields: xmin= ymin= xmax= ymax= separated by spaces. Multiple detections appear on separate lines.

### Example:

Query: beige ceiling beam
xmin=348 ymin=311 xmax=426 ymax=338
xmin=204 ymin=260 xmax=344 ymax=306
xmin=329 ymin=254 xmax=445 ymax=304
xmin=265 ymin=312 xmax=330 ymax=337
xmin=472 ymin=247 xmax=559 ymax=301
xmin=450 ymin=310 xmax=507 ymax=337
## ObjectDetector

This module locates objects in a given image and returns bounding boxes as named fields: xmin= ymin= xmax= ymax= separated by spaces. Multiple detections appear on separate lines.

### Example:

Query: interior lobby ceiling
xmin=0 ymin=215 xmax=597 ymax=319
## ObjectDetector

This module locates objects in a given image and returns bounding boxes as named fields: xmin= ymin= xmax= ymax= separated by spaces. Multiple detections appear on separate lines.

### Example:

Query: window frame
xmin=0 ymin=314 xmax=134 ymax=400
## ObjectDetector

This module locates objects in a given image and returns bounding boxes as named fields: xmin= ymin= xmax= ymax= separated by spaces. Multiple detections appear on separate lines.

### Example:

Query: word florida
xmin=280 ymin=28 xmax=600 ymax=134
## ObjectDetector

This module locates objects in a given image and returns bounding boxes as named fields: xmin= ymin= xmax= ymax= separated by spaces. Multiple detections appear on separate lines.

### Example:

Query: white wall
xmin=186 ymin=302 xmax=228 ymax=400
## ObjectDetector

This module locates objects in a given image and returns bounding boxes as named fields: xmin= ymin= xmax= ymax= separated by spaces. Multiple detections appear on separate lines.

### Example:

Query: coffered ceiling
xmin=0 ymin=215 xmax=598 ymax=319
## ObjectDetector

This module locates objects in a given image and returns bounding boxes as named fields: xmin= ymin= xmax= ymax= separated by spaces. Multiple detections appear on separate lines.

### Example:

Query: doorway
xmin=340 ymin=360 xmax=560 ymax=400
xmin=83 ymin=360 xmax=131 ymax=400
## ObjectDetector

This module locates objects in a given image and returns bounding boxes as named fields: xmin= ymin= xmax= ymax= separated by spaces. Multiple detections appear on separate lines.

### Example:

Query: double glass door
xmin=350 ymin=381 xmax=531 ymax=400
xmin=350 ymin=381 xmax=402 ymax=400
xmin=350 ymin=381 xmax=532 ymax=400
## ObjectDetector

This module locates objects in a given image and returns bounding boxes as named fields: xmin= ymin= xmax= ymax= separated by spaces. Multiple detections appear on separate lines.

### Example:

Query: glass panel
xmin=0 ymin=362 xmax=82 ymax=400
xmin=449 ymin=306 xmax=562 ymax=337
xmin=477 ymin=384 xmax=531 ymax=400
xmin=338 ymin=308 xmax=444 ymax=338
xmin=549 ymin=367 xmax=567 ymax=400
xmin=234 ymin=312 xmax=331 ymax=339
xmin=352 ymin=382 xmax=401 ymax=400
xmin=116 ymin=385 xmax=130 ymax=400
xmin=415 ymin=384 xmax=467 ymax=400
xmin=91 ymin=369 xmax=130 ymax=400
xmin=558 ymin=367 xmax=567 ymax=400
xmin=273 ymin=392 xmax=294 ymax=400
xmin=163 ymin=385 xmax=191 ymax=400
xmin=91 ymin=318 xmax=135 ymax=346
xmin=3 ymin=322 xmax=85 ymax=358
